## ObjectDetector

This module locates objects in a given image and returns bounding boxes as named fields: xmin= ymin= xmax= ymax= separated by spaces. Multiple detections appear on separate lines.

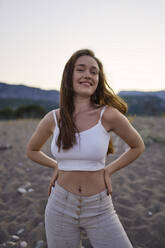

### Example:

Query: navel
xmin=78 ymin=185 xmax=82 ymax=193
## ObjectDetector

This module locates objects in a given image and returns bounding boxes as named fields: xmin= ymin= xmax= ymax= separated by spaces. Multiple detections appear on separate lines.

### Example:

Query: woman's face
xmin=72 ymin=55 xmax=99 ymax=98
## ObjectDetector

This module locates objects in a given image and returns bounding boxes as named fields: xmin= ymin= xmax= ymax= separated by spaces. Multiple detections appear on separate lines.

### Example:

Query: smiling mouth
xmin=80 ymin=81 xmax=92 ymax=86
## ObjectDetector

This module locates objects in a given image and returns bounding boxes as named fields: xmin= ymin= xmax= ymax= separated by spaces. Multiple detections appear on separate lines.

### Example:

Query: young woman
xmin=26 ymin=49 xmax=145 ymax=248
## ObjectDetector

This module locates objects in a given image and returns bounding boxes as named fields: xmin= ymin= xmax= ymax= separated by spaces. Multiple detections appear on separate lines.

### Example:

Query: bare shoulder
xmin=104 ymin=105 xmax=125 ymax=120
xmin=104 ymin=105 xmax=145 ymax=150
xmin=103 ymin=105 xmax=128 ymax=131
xmin=27 ymin=110 xmax=57 ymax=151
xmin=54 ymin=108 xmax=60 ymax=120
xmin=37 ymin=109 xmax=56 ymax=134
xmin=105 ymin=105 xmax=121 ymax=116
xmin=43 ymin=110 xmax=54 ymax=123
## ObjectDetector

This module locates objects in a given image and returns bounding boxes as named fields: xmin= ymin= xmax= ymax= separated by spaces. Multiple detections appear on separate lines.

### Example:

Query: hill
xmin=119 ymin=90 xmax=165 ymax=116
xmin=0 ymin=82 xmax=60 ymax=111
xmin=0 ymin=82 xmax=165 ymax=116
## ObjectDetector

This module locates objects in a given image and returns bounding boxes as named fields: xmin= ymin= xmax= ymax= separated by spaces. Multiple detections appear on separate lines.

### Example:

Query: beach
xmin=0 ymin=116 xmax=165 ymax=248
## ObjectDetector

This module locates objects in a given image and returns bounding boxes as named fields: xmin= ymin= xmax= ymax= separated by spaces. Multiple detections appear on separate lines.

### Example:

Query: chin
xmin=74 ymin=88 xmax=93 ymax=96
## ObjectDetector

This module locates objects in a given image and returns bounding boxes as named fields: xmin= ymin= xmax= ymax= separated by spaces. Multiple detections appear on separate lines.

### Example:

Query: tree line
xmin=0 ymin=104 xmax=47 ymax=120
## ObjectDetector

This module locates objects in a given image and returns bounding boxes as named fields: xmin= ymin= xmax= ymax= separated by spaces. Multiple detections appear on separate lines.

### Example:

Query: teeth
xmin=81 ymin=82 xmax=91 ymax=86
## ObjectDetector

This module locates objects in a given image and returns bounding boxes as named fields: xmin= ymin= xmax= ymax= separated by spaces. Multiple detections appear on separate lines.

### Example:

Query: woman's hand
xmin=48 ymin=167 xmax=59 ymax=196
xmin=104 ymin=167 xmax=112 ymax=196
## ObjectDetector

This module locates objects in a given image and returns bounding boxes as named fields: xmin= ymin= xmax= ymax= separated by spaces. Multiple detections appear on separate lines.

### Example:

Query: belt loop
xmin=99 ymin=192 xmax=102 ymax=200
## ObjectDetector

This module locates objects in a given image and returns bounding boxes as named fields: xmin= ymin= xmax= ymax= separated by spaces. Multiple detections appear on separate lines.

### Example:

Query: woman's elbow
xmin=132 ymin=142 xmax=145 ymax=156
xmin=26 ymin=143 xmax=35 ymax=159
xmin=26 ymin=147 xmax=32 ymax=159
xmin=139 ymin=142 xmax=145 ymax=154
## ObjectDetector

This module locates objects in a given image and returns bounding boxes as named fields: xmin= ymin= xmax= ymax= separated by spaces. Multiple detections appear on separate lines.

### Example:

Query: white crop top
xmin=51 ymin=105 xmax=111 ymax=171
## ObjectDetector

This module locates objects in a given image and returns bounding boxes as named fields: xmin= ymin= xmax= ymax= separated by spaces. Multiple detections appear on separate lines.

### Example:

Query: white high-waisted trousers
xmin=45 ymin=181 xmax=133 ymax=248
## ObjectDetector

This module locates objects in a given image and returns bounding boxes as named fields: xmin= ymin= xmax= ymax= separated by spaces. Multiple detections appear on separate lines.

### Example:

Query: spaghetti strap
xmin=52 ymin=110 xmax=58 ymax=127
xmin=99 ymin=105 xmax=107 ymax=121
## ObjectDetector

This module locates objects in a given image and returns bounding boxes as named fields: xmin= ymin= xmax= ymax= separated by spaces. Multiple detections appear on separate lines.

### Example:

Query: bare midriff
xmin=56 ymin=169 xmax=107 ymax=196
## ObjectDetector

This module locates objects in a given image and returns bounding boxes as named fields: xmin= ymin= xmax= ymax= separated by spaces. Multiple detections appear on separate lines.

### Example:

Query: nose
xmin=83 ymin=69 xmax=91 ymax=79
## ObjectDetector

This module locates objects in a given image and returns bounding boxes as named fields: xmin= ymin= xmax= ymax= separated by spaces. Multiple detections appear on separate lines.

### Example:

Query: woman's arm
xmin=105 ymin=107 xmax=145 ymax=176
xmin=26 ymin=111 xmax=58 ymax=170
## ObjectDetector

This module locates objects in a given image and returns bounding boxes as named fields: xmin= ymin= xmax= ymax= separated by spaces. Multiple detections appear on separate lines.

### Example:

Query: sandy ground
xmin=0 ymin=116 xmax=165 ymax=248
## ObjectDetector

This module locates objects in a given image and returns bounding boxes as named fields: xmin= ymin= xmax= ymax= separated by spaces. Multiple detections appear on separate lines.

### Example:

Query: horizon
xmin=1 ymin=81 xmax=164 ymax=94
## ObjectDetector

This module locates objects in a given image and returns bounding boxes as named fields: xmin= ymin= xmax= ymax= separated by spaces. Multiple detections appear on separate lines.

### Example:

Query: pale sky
xmin=0 ymin=0 xmax=164 ymax=93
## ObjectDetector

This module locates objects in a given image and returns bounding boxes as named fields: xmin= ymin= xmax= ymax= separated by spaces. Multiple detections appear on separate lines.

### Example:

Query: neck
xmin=73 ymin=95 xmax=94 ymax=114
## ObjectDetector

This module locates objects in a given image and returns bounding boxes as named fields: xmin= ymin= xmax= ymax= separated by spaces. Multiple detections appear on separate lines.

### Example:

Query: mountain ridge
xmin=0 ymin=82 xmax=165 ymax=115
xmin=1 ymin=82 xmax=165 ymax=100
xmin=0 ymin=82 xmax=60 ymax=102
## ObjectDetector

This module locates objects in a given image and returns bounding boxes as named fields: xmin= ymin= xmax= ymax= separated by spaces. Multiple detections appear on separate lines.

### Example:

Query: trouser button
xmin=76 ymin=210 xmax=81 ymax=216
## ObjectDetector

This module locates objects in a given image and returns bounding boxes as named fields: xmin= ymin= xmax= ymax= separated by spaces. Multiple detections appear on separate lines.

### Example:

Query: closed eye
xmin=91 ymin=71 xmax=98 ymax=75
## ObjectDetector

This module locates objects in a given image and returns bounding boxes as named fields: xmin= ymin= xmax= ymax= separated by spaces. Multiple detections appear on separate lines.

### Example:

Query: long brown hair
xmin=56 ymin=49 xmax=128 ymax=155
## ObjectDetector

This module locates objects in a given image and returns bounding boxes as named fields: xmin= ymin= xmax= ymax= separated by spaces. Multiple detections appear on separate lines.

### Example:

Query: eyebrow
xmin=75 ymin=64 xmax=99 ymax=70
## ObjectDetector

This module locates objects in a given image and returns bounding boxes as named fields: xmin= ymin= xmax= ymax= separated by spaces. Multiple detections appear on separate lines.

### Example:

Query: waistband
xmin=53 ymin=181 xmax=108 ymax=201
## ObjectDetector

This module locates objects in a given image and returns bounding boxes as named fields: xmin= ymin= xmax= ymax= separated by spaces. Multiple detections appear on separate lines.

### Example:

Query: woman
xmin=26 ymin=49 xmax=145 ymax=248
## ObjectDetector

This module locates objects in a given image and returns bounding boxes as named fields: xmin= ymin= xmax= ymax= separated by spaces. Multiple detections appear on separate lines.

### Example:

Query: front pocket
xmin=46 ymin=188 xmax=67 ymax=215
xmin=98 ymin=195 xmax=115 ymax=214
